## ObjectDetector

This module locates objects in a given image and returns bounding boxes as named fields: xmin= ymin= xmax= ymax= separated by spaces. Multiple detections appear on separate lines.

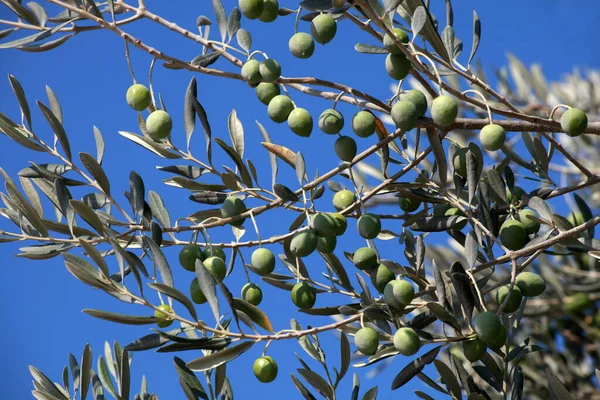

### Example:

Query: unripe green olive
xmin=311 ymin=212 xmax=337 ymax=237
xmin=452 ymin=147 xmax=468 ymax=177
xmin=506 ymin=186 xmax=525 ymax=203
xmin=384 ymin=279 xmax=414 ymax=311
xmin=289 ymin=32 xmax=315 ymax=59
xmin=398 ymin=197 xmax=421 ymax=212
xmin=146 ymin=110 xmax=172 ymax=140
xmin=291 ymin=281 xmax=317 ymax=309
xmin=154 ymin=304 xmax=174 ymax=328
xmin=267 ymin=95 xmax=294 ymax=123
xmin=515 ymin=209 xmax=540 ymax=234
xmin=242 ymin=282 xmax=263 ymax=306
xmin=479 ymin=124 xmax=506 ymax=151
xmin=126 ymin=84 xmax=151 ymax=111
xmin=383 ymin=28 xmax=409 ymax=53
xmin=310 ymin=13 xmax=337 ymax=44
xmin=190 ymin=278 xmax=207 ymax=304
xmin=319 ymin=109 xmax=345 ymax=134
xmin=563 ymin=292 xmax=591 ymax=314
xmin=445 ymin=207 xmax=467 ymax=230
xmin=393 ymin=327 xmax=420 ymax=355
xmin=399 ymin=90 xmax=428 ymax=117
xmin=241 ymin=59 xmax=262 ymax=85
xmin=431 ymin=95 xmax=458 ymax=127
xmin=203 ymin=245 xmax=226 ymax=262
xmin=472 ymin=311 xmax=506 ymax=349
xmin=569 ymin=211 xmax=595 ymax=238
xmin=259 ymin=58 xmax=281 ymax=81
xmin=204 ymin=256 xmax=227 ymax=281
xmin=179 ymin=244 xmax=204 ymax=272
xmin=251 ymin=247 xmax=276 ymax=276
xmin=287 ymin=108 xmax=313 ymax=137
xmin=495 ymin=285 xmax=523 ymax=314
xmin=462 ymin=338 xmax=487 ymax=362
xmin=515 ymin=272 xmax=546 ymax=297
xmin=316 ymin=235 xmax=337 ymax=253
xmin=332 ymin=189 xmax=355 ymax=211
xmin=370 ymin=263 xmax=394 ymax=293
xmin=253 ymin=356 xmax=278 ymax=383
xmin=499 ymin=219 xmax=527 ymax=250
xmin=354 ymin=327 xmax=379 ymax=355
xmin=330 ymin=213 xmax=348 ymax=236
xmin=352 ymin=247 xmax=378 ymax=271
xmin=290 ymin=229 xmax=318 ymax=257
xmin=391 ymin=100 xmax=418 ymax=131
xmin=258 ymin=0 xmax=279 ymax=23
xmin=255 ymin=82 xmax=281 ymax=105
xmin=385 ymin=53 xmax=410 ymax=80
xmin=239 ymin=0 xmax=264 ymax=19
xmin=560 ymin=108 xmax=588 ymax=137
xmin=220 ymin=197 xmax=247 ymax=227
xmin=352 ymin=111 xmax=376 ymax=138
xmin=357 ymin=213 xmax=381 ymax=239
xmin=334 ymin=136 xmax=357 ymax=162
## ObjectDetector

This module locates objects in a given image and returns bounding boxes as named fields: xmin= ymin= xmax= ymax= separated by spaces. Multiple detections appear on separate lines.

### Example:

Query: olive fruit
xmin=126 ymin=84 xmax=151 ymax=111
xmin=462 ymin=338 xmax=487 ymax=362
xmin=311 ymin=212 xmax=337 ymax=237
xmin=384 ymin=280 xmax=414 ymax=311
xmin=267 ymin=95 xmax=294 ymax=123
xmin=383 ymin=28 xmax=409 ymax=53
xmin=204 ymin=256 xmax=227 ymax=281
xmin=239 ymin=0 xmax=264 ymax=19
xmin=472 ymin=311 xmax=506 ymax=349
xmin=333 ymin=189 xmax=355 ymax=211
xmin=499 ymin=219 xmax=527 ymax=250
xmin=241 ymin=59 xmax=262 ymax=85
xmin=203 ymin=245 xmax=226 ymax=262
xmin=179 ymin=244 xmax=203 ymax=272
xmin=452 ymin=147 xmax=468 ymax=177
xmin=354 ymin=327 xmax=379 ymax=355
xmin=290 ymin=229 xmax=318 ymax=257
xmin=391 ymin=100 xmax=418 ymax=131
xmin=357 ymin=213 xmax=381 ymax=239
xmin=431 ymin=95 xmax=458 ymax=127
xmin=515 ymin=272 xmax=545 ymax=297
xmin=445 ymin=207 xmax=467 ymax=230
xmin=334 ymin=136 xmax=357 ymax=162
xmin=515 ymin=209 xmax=540 ymax=234
xmin=289 ymin=32 xmax=315 ymax=59
xmin=317 ymin=235 xmax=337 ymax=253
xmin=259 ymin=58 xmax=281 ymax=81
xmin=190 ymin=278 xmax=207 ymax=304
xmin=352 ymin=247 xmax=378 ymax=271
xmin=564 ymin=292 xmax=591 ymax=314
xmin=385 ymin=54 xmax=411 ymax=80
xmin=146 ymin=110 xmax=172 ymax=140
xmin=370 ymin=263 xmax=394 ymax=293
xmin=352 ymin=111 xmax=376 ymax=138
xmin=154 ymin=304 xmax=174 ymax=328
xmin=242 ymin=282 xmax=263 ymax=306
xmin=258 ymin=0 xmax=278 ymax=23
xmin=287 ymin=108 xmax=313 ymax=137
xmin=399 ymin=90 xmax=428 ymax=117
xmin=560 ymin=108 xmax=588 ymax=137
xmin=480 ymin=124 xmax=506 ymax=151
xmin=506 ymin=186 xmax=525 ymax=203
xmin=256 ymin=82 xmax=280 ymax=105
xmin=495 ymin=285 xmax=523 ymax=314
xmin=251 ymin=248 xmax=276 ymax=276
xmin=319 ymin=109 xmax=344 ymax=134
xmin=398 ymin=197 xmax=421 ymax=212
xmin=433 ymin=203 xmax=451 ymax=217
xmin=291 ymin=281 xmax=317 ymax=309
xmin=393 ymin=327 xmax=420 ymax=356
xmin=330 ymin=213 xmax=348 ymax=236
xmin=220 ymin=197 xmax=247 ymax=227
xmin=310 ymin=13 xmax=337 ymax=44
xmin=253 ymin=356 xmax=278 ymax=383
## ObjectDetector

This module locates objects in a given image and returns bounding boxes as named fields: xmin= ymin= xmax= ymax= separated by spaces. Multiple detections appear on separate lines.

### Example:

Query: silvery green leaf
xmin=0 ymin=111 xmax=45 ymax=152
xmin=433 ymin=360 xmax=461 ymax=399
xmin=236 ymin=28 xmax=251 ymax=53
xmin=411 ymin=6 xmax=427 ymax=38
xmin=212 ymin=0 xmax=227 ymax=41
xmin=426 ymin=128 xmax=446 ymax=187
xmin=80 ymin=152 xmax=110 ymax=195
xmin=468 ymin=10 xmax=481 ymax=68
xmin=8 ymin=74 xmax=32 ymax=129
xmin=186 ymin=341 xmax=253 ymax=371
xmin=29 ymin=366 xmax=69 ymax=400
xmin=143 ymin=236 xmax=174 ymax=287
xmin=3 ymin=0 xmax=40 ymax=25
xmin=362 ymin=387 xmax=378 ymax=400
xmin=79 ymin=344 xmax=92 ymax=400
xmin=129 ymin=171 xmax=145 ymax=217
xmin=191 ymin=50 xmax=222 ymax=67
xmin=183 ymin=77 xmax=197 ymax=152
xmin=45 ymin=85 xmax=62 ymax=123
xmin=70 ymin=200 xmax=105 ymax=234
xmin=149 ymin=283 xmax=198 ymax=320
xmin=397 ymin=1 xmax=449 ymax=61
xmin=441 ymin=25 xmax=455 ymax=59
xmin=297 ymin=369 xmax=333 ymax=399
xmin=464 ymin=231 xmax=478 ymax=268
xmin=391 ymin=345 xmax=443 ymax=390
xmin=214 ymin=138 xmax=252 ymax=187
xmin=226 ymin=7 xmax=240 ymax=40
xmin=19 ymin=176 xmax=42 ymax=217
xmin=354 ymin=43 xmax=388 ymax=54
xmin=291 ymin=374 xmax=317 ymax=400
xmin=227 ymin=109 xmax=244 ymax=158
xmin=6 ymin=179 xmax=48 ymax=236
xmin=528 ymin=196 xmax=553 ymax=222
xmin=148 ymin=190 xmax=171 ymax=229
xmin=486 ymin=168 xmax=507 ymax=204
xmin=119 ymin=349 xmax=131 ymax=400
xmin=195 ymin=258 xmax=220 ymax=323
xmin=118 ymin=131 xmax=181 ymax=159
xmin=38 ymin=100 xmax=70 ymax=159
xmin=256 ymin=121 xmax=277 ymax=187
xmin=84 ymin=309 xmax=159 ymax=325
xmin=295 ymin=151 xmax=306 ymax=185
xmin=174 ymin=357 xmax=209 ymax=399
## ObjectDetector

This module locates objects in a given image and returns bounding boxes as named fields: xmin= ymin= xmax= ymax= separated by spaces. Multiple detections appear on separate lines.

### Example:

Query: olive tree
xmin=0 ymin=0 xmax=599 ymax=399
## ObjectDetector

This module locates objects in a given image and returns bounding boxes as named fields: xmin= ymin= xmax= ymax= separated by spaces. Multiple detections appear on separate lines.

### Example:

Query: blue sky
xmin=0 ymin=0 xmax=598 ymax=398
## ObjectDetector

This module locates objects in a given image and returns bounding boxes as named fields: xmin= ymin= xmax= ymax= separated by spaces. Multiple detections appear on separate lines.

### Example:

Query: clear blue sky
xmin=0 ymin=0 xmax=598 ymax=398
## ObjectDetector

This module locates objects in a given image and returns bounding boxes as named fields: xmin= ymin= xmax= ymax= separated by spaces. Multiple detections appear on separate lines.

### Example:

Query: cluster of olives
xmin=239 ymin=0 xmax=278 ymax=22
xmin=355 ymin=325 xmax=420 ymax=357
xmin=126 ymin=84 xmax=173 ymax=141
xmin=289 ymin=211 xmax=347 ymax=260
xmin=288 ymin=13 xmax=338 ymax=59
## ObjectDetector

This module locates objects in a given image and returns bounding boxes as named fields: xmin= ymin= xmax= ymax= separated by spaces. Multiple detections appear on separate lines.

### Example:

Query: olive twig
xmin=462 ymin=89 xmax=493 ymax=125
